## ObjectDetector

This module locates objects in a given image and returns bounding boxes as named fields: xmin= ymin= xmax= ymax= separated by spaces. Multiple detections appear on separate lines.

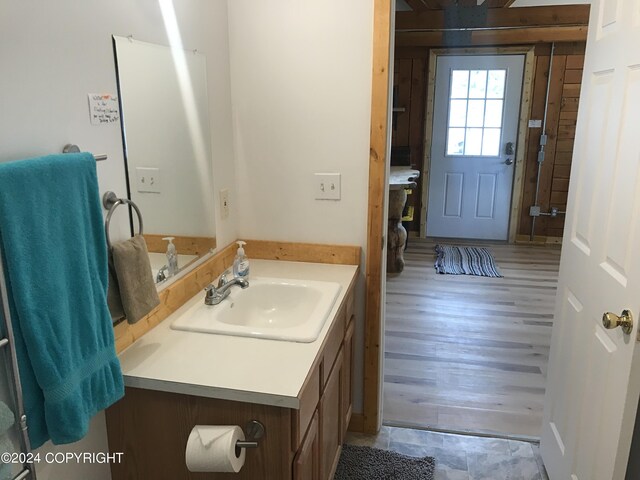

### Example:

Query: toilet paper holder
xmin=235 ymin=420 xmax=265 ymax=456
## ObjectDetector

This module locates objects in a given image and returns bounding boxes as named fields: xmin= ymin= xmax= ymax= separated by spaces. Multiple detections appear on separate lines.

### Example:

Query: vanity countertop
xmin=117 ymin=259 xmax=358 ymax=409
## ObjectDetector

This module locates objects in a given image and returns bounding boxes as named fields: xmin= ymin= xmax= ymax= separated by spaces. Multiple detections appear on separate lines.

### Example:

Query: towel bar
xmin=62 ymin=144 xmax=107 ymax=161
xmin=102 ymin=191 xmax=144 ymax=248
xmin=12 ymin=467 xmax=32 ymax=480
xmin=0 ymin=249 xmax=37 ymax=479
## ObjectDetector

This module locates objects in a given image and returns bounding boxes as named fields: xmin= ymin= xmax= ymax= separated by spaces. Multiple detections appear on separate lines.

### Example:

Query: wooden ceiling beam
xmin=421 ymin=0 xmax=515 ymax=7
xmin=404 ymin=0 xmax=428 ymax=12
xmin=395 ymin=25 xmax=588 ymax=47
xmin=396 ymin=5 xmax=591 ymax=30
xmin=421 ymin=0 xmax=443 ymax=9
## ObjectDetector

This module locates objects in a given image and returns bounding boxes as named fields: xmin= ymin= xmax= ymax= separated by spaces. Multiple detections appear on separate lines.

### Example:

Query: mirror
xmin=112 ymin=36 xmax=216 ymax=286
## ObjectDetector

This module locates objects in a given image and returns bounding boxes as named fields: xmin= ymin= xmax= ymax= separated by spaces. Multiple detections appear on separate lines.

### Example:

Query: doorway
xmin=381 ymin=44 xmax=580 ymax=439
xmin=426 ymin=54 xmax=525 ymax=240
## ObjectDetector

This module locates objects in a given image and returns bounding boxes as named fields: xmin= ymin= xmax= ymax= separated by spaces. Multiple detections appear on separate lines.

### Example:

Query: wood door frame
xmin=363 ymin=0 xmax=393 ymax=434
xmin=418 ymin=47 xmax=535 ymax=243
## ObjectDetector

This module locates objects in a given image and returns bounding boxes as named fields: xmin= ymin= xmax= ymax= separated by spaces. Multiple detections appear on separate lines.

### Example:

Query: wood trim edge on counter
xmin=244 ymin=240 xmax=361 ymax=265
xmin=144 ymin=234 xmax=217 ymax=256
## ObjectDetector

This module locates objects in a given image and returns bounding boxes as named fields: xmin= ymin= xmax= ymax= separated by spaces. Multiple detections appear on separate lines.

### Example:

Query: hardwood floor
xmin=383 ymin=238 xmax=561 ymax=437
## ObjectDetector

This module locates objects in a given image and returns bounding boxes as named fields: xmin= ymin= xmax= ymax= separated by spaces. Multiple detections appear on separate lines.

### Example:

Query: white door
xmin=540 ymin=1 xmax=640 ymax=479
xmin=426 ymin=55 xmax=524 ymax=240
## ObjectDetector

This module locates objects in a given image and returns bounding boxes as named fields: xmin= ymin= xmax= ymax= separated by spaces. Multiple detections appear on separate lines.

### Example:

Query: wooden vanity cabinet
xmin=319 ymin=349 xmax=344 ymax=479
xmin=293 ymin=412 xmax=319 ymax=480
xmin=107 ymin=285 xmax=356 ymax=480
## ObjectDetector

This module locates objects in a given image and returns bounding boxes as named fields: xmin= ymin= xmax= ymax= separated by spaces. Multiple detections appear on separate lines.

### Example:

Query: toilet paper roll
xmin=185 ymin=425 xmax=246 ymax=473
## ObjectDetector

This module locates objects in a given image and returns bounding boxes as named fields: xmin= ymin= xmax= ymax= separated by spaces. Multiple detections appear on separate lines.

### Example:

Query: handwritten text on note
xmin=88 ymin=94 xmax=120 ymax=125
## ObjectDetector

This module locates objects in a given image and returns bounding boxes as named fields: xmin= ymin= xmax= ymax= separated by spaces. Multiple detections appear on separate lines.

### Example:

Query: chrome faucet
xmin=156 ymin=265 xmax=169 ymax=284
xmin=204 ymin=274 xmax=249 ymax=305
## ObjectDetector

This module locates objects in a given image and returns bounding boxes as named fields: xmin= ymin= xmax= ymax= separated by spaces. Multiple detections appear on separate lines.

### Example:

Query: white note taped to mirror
xmin=88 ymin=93 xmax=120 ymax=125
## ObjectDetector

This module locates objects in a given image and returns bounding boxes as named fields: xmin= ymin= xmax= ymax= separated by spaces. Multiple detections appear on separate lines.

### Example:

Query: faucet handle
xmin=217 ymin=271 xmax=230 ymax=288
xmin=204 ymin=284 xmax=217 ymax=295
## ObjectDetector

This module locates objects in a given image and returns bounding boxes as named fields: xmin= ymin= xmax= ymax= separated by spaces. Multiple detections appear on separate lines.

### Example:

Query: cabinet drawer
xmin=320 ymin=349 xmax=343 ymax=480
xmin=293 ymin=411 xmax=319 ymax=480
xmin=321 ymin=305 xmax=346 ymax=388
xmin=292 ymin=364 xmax=320 ymax=451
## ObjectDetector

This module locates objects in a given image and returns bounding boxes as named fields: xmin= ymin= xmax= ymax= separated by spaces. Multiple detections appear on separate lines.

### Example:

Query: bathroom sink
xmin=170 ymin=277 xmax=341 ymax=342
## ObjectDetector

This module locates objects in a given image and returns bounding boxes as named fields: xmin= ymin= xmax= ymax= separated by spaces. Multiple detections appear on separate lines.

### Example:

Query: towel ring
xmin=102 ymin=191 xmax=143 ymax=248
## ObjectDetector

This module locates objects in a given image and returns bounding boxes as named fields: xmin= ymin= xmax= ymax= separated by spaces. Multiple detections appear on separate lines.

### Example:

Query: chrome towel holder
xmin=62 ymin=143 xmax=107 ymax=161
xmin=102 ymin=191 xmax=143 ymax=248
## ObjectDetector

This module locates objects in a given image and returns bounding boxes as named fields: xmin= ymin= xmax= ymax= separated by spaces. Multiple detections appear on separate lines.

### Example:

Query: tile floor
xmin=345 ymin=426 xmax=549 ymax=480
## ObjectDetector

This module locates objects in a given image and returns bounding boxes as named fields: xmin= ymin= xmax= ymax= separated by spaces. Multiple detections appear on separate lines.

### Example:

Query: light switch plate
xmin=314 ymin=173 xmax=341 ymax=200
xmin=135 ymin=167 xmax=161 ymax=193
xmin=220 ymin=189 xmax=230 ymax=219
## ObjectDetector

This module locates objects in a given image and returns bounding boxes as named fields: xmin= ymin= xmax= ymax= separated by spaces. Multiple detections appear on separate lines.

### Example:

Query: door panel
xmin=444 ymin=172 xmax=464 ymax=217
xmin=475 ymin=173 xmax=497 ymax=218
xmin=427 ymin=54 xmax=524 ymax=240
xmin=540 ymin=1 xmax=640 ymax=479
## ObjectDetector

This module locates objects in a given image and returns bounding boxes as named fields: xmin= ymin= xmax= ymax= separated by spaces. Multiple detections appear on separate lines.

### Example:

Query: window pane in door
xmin=468 ymin=70 xmax=487 ymax=98
xmin=450 ymin=70 xmax=469 ymax=98
xmin=445 ymin=68 xmax=506 ymax=157
xmin=447 ymin=128 xmax=465 ymax=155
xmin=464 ymin=128 xmax=483 ymax=155
xmin=482 ymin=128 xmax=501 ymax=156
xmin=449 ymin=100 xmax=467 ymax=127
xmin=466 ymin=100 xmax=485 ymax=127
xmin=487 ymin=70 xmax=506 ymax=98
xmin=484 ymin=100 xmax=503 ymax=128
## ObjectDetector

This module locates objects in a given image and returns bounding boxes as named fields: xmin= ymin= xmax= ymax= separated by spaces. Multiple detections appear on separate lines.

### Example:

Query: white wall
xmin=0 ymin=1 xmax=377 ymax=477
xmin=227 ymin=0 xmax=374 ymax=413
xmin=0 ymin=1 xmax=236 ymax=478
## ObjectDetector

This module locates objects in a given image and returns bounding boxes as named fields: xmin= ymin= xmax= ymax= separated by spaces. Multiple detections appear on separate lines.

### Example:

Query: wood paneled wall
xmin=518 ymin=44 xmax=585 ymax=239
xmin=392 ymin=42 xmax=585 ymax=238
xmin=392 ymin=49 xmax=428 ymax=233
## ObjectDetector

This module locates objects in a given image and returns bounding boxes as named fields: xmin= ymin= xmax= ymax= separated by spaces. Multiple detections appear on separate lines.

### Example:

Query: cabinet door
xmin=320 ymin=349 xmax=343 ymax=480
xmin=294 ymin=411 xmax=319 ymax=480
xmin=342 ymin=318 xmax=355 ymax=439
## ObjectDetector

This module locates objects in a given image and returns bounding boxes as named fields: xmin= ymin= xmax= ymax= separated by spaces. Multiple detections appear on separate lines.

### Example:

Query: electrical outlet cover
xmin=136 ymin=167 xmax=161 ymax=193
xmin=314 ymin=173 xmax=341 ymax=200
xmin=220 ymin=189 xmax=230 ymax=219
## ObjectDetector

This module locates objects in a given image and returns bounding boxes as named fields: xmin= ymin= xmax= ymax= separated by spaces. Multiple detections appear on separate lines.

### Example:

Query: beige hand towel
xmin=107 ymin=255 xmax=126 ymax=323
xmin=111 ymin=234 xmax=160 ymax=324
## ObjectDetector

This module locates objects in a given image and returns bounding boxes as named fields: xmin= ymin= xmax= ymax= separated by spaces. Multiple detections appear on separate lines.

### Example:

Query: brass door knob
xmin=602 ymin=310 xmax=633 ymax=334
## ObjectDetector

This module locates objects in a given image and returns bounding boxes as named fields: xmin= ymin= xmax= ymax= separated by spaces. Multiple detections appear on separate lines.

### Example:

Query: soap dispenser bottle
xmin=233 ymin=241 xmax=250 ymax=279
xmin=163 ymin=237 xmax=179 ymax=276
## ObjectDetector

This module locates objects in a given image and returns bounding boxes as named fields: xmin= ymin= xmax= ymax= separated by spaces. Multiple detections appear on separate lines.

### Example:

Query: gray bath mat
xmin=335 ymin=444 xmax=435 ymax=480
xmin=434 ymin=244 xmax=502 ymax=277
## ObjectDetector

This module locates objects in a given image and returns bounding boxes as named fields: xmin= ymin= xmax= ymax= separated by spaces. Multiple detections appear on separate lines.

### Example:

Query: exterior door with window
xmin=427 ymin=55 xmax=524 ymax=240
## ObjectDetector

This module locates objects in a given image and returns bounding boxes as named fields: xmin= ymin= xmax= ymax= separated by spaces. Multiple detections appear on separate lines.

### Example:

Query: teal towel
xmin=0 ymin=153 xmax=124 ymax=448
xmin=0 ymin=402 xmax=13 ymax=436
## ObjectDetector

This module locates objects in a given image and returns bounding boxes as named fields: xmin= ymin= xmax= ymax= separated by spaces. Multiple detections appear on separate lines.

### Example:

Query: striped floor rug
xmin=434 ymin=244 xmax=503 ymax=277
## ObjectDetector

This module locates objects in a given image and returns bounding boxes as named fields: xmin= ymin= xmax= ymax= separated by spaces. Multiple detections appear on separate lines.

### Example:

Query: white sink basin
xmin=170 ymin=277 xmax=341 ymax=343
